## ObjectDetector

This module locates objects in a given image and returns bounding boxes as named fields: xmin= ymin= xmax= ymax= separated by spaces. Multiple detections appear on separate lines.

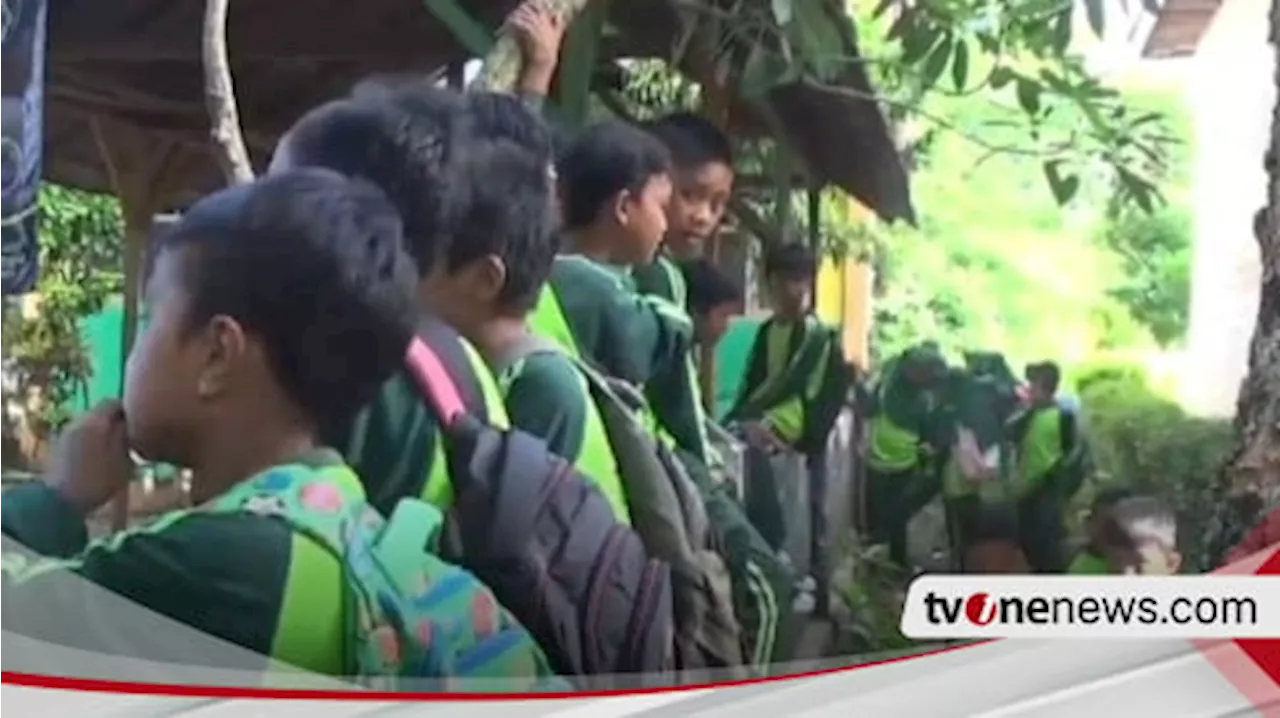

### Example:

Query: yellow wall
xmin=815 ymin=256 xmax=844 ymax=325
xmin=815 ymin=255 xmax=874 ymax=371
xmin=812 ymin=195 xmax=876 ymax=371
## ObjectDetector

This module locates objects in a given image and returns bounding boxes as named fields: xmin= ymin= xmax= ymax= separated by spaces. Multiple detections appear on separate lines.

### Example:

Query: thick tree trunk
xmin=1213 ymin=0 xmax=1280 ymax=555
xmin=202 ymin=0 xmax=254 ymax=185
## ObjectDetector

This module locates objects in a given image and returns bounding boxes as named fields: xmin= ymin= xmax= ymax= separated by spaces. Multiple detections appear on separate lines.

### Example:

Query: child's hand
xmin=743 ymin=421 xmax=786 ymax=453
xmin=47 ymin=400 xmax=136 ymax=515
xmin=506 ymin=1 xmax=567 ymax=76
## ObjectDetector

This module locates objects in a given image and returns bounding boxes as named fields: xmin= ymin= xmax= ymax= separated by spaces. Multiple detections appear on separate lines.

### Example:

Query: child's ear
xmin=474 ymin=255 xmax=508 ymax=302
xmin=612 ymin=189 xmax=633 ymax=227
xmin=197 ymin=314 xmax=247 ymax=399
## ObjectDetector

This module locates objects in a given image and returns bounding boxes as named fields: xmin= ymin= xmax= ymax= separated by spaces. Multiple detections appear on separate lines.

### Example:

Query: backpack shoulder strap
xmin=406 ymin=336 xmax=469 ymax=426
xmin=207 ymin=463 xmax=366 ymax=557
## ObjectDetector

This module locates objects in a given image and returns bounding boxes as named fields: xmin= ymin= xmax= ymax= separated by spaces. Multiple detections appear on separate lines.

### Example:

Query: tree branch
xmin=202 ymin=0 xmax=254 ymax=185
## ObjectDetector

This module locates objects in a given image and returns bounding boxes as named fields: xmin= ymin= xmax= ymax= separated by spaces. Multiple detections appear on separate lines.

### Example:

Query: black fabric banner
xmin=2 ymin=0 xmax=48 ymax=295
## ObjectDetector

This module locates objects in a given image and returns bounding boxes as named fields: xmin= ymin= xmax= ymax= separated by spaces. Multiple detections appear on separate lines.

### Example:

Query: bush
xmin=1079 ymin=373 xmax=1234 ymax=569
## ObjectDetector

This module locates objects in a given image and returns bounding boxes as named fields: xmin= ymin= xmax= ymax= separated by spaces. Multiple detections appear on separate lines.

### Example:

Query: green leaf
xmin=902 ymin=20 xmax=941 ymax=65
xmin=922 ymin=32 xmax=953 ymax=90
xmin=1116 ymin=166 xmax=1159 ymax=213
xmin=1083 ymin=0 xmax=1106 ymax=38
xmin=1051 ymin=7 xmax=1073 ymax=54
xmin=1043 ymin=160 xmax=1080 ymax=204
xmin=1128 ymin=111 xmax=1166 ymax=128
xmin=951 ymin=39 xmax=970 ymax=92
xmin=887 ymin=11 xmax=912 ymax=40
xmin=990 ymin=66 xmax=1015 ymax=89
xmin=1016 ymin=77 xmax=1043 ymax=116
xmin=771 ymin=0 xmax=794 ymax=26
xmin=873 ymin=0 xmax=897 ymax=18
xmin=1038 ymin=69 xmax=1074 ymax=95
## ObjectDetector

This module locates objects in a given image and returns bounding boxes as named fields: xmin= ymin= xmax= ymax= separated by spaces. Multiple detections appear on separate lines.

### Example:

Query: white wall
xmin=1181 ymin=0 xmax=1273 ymax=416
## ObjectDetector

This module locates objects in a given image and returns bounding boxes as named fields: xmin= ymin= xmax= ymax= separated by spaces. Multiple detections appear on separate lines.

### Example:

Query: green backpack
xmin=211 ymin=462 xmax=568 ymax=691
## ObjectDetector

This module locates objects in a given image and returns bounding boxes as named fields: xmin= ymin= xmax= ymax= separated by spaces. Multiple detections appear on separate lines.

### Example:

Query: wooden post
xmin=446 ymin=61 xmax=466 ymax=89
xmin=842 ymin=196 xmax=875 ymax=372
xmin=699 ymin=236 xmax=720 ymax=414
xmin=91 ymin=120 xmax=177 ymax=530
xmin=695 ymin=81 xmax=736 ymax=415
xmin=557 ymin=0 xmax=609 ymax=128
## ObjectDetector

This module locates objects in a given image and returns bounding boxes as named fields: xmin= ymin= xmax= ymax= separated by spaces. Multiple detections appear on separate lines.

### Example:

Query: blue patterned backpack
xmin=212 ymin=463 xmax=568 ymax=691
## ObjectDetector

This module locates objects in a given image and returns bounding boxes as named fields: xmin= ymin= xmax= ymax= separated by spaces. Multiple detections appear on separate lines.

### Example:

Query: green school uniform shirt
xmin=632 ymin=253 xmax=714 ymax=463
xmin=504 ymin=352 xmax=588 ymax=462
xmin=501 ymin=351 xmax=632 ymax=524
xmin=543 ymin=254 xmax=693 ymax=387
xmin=731 ymin=316 xmax=848 ymax=455
xmin=329 ymin=320 xmax=509 ymax=518
xmin=1 ymin=449 xmax=350 ymax=677
xmin=1067 ymin=549 xmax=1111 ymax=575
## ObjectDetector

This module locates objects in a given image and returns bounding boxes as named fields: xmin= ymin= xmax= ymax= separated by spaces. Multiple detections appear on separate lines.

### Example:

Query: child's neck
xmin=188 ymin=418 xmax=316 ymax=504
xmin=663 ymin=240 xmax=698 ymax=261
xmin=568 ymin=227 xmax=628 ymax=267
xmin=471 ymin=315 xmax=531 ymax=364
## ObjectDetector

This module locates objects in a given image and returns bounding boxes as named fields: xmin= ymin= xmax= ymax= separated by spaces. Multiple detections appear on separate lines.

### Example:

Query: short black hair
xmin=644 ymin=112 xmax=733 ymax=170
xmin=279 ymin=90 xmax=465 ymax=276
xmin=969 ymin=505 xmax=1020 ymax=544
xmin=764 ymin=242 xmax=817 ymax=280
xmin=443 ymin=139 xmax=559 ymax=312
xmin=1093 ymin=486 xmax=1135 ymax=513
xmin=556 ymin=119 xmax=671 ymax=230
xmin=1026 ymin=360 xmax=1061 ymax=394
xmin=463 ymin=92 xmax=559 ymax=168
xmin=682 ymin=258 xmax=742 ymax=315
xmin=155 ymin=169 xmax=417 ymax=431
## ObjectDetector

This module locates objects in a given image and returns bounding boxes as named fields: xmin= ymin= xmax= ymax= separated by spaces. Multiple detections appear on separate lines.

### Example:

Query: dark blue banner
xmin=2 ymin=0 xmax=47 ymax=295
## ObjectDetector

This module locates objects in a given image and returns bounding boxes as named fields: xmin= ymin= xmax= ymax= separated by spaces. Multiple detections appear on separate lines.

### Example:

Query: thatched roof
xmin=45 ymin=0 xmax=913 ymax=221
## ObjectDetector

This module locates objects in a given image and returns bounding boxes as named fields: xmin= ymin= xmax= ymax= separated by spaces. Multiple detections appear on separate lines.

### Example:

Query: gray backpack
xmin=496 ymin=334 xmax=750 ymax=678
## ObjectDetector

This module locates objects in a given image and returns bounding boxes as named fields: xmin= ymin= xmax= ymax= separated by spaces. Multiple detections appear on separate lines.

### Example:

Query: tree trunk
xmin=1222 ymin=0 xmax=1280 ymax=505
xmin=470 ymin=0 xmax=589 ymax=92
xmin=202 ymin=0 xmax=254 ymax=185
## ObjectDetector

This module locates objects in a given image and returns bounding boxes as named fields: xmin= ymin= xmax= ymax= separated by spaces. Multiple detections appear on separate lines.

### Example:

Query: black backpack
xmin=404 ymin=334 xmax=674 ymax=686
xmin=494 ymin=334 xmax=750 ymax=679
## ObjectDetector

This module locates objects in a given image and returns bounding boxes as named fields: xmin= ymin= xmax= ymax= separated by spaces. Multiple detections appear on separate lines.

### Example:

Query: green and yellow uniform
xmin=328 ymin=318 xmax=509 ymax=517
xmin=1010 ymin=400 xmax=1081 ymax=573
xmin=498 ymin=349 xmax=632 ymax=525
xmin=2 ymin=449 xmax=353 ymax=677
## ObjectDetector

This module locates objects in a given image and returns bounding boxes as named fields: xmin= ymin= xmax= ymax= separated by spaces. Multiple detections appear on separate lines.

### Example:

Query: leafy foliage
xmin=831 ymin=532 xmax=915 ymax=654
xmin=1078 ymin=368 xmax=1234 ymax=571
xmin=2 ymin=186 xmax=123 ymax=444
xmin=866 ymin=79 xmax=1193 ymax=366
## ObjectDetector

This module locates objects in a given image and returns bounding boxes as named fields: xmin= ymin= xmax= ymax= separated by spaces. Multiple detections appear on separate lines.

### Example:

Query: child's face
xmin=965 ymin=539 xmax=1029 ymax=574
xmin=616 ymin=173 xmax=672 ymax=266
xmin=665 ymin=161 xmax=734 ymax=259
xmin=420 ymin=255 xmax=505 ymax=332
xmin=1132 ymin=541 xmax=1181 ymax=575
xmin=122 ymin=249 xmax=214 ymax=466
xmin=695 ymin=302 xmax=738 ymax=347
xmin=766 ymin=274 xmax=810 ymax=318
